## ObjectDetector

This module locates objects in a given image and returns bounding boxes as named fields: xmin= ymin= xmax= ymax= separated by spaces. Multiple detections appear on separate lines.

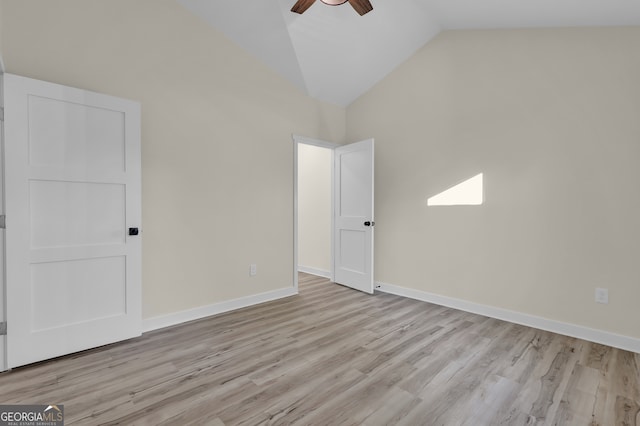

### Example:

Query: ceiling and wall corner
xmin=178 ymin=0 xmax=441 ymax=106
xmin=178 ymin=0 xmax=640 ymax=106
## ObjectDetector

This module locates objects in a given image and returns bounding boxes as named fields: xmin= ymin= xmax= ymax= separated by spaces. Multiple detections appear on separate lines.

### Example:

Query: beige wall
xmin=298 ymin=144 xmax=332 ymax=273
xmin=0 ymin=0 xmax=4 ymax=370
xmin=4 ymin=0 xmax=640 ymax=343
xmin=0 ymin=0 xmax=4 ymax=70
xmin=1 ymin=0 xmax=346 ymax=319
xmin=347 ymin=28 xmax=640 ymax=339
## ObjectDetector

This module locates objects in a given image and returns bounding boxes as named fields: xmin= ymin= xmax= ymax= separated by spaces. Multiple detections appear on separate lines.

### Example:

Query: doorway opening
xmin=293 ymin=136 xmax=338 ymax=292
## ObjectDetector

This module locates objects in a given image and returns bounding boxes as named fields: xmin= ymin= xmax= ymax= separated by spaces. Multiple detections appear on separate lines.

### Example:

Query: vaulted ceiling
xmin=178 ymin=0 xmax=640 ymax=106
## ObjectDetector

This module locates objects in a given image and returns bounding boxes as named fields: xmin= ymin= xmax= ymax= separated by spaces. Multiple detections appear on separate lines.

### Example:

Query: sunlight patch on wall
xmin=427 ymin=173 xmax=483 ymax=206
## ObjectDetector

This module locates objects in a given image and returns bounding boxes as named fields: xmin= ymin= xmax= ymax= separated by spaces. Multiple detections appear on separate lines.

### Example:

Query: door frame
xmin=292 ymin=135 xmax=339 ymax=293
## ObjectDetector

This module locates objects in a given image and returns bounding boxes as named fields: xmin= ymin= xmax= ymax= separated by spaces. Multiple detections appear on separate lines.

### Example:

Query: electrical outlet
xmin=595 ymin=288 xmax=608 ymax=304
xmin=250 ymin=264 xmax=257 ymax=276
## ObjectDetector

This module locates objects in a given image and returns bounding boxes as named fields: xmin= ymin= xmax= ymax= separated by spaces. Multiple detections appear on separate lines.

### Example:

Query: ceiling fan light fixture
xmin=320 ymin=0 xmax=348 ymax=5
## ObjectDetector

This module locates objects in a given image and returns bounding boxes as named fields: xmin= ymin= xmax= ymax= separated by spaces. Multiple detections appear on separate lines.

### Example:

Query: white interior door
xmin=334 ymin=139 xmax=374 ymax=293
xmin=4 ymin=74 xmax=142 ymax=368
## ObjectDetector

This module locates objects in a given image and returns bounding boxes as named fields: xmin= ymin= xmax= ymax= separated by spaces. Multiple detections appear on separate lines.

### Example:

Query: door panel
xmin=339 ymin=229 xmax=366 ymax=272
xmin=30 ymin=256 xmax=127 ymax=331
xmin=334 ymin=139 xmax=374 ymax=294
xmin=4 ymin=74 xmax=142 ymax=368
xmin=30 ymin=180 xmax=126 ymax=248
xmin=339 ymin=151 xmax=369 ymax=217
xmin=28 ymin=95 xmax=126 ymax=171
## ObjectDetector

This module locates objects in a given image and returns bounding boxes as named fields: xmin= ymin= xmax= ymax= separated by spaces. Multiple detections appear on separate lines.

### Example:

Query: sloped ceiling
xmin=178 ymin=0 xmax=640 ymax=106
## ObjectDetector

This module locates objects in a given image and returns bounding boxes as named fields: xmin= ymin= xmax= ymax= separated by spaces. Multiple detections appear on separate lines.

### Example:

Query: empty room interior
xmin=0 ymin=0 xmax=639 ymax=424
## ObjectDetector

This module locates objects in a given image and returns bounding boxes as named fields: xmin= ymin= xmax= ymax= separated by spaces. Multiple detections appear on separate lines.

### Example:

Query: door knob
xmin=129 ymin=227 xmax=139 ymax=236
xmin=364 ymin=221 xmax=375 ymax=227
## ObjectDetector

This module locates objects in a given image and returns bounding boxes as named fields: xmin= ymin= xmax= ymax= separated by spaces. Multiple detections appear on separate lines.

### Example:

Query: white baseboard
xmin=376 ymin=281 xmax=640 ymax=354
xmin=298 ymin=266 xmax=331 ymax=279
xmin=142 ymin=287 xmax=298 ymax=333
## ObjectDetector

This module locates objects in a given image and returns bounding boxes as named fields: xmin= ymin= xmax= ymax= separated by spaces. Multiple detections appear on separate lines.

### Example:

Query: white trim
xmin=292 ymin=134 xmax=340 ymax=150
xmin=293 ymin=134 xmax=338 ymax=292
xmin=376 ymin=281 xmax=640 ymax=354
xmin=298 ymin=266 xmax=332 ymax=279
xmin=293 ymin=137 xmax=299 ymax=293
xmin=142 ymin=287 xmax=297 ymax=333
xmin=330 ymin=148 xmax=335 ymax=283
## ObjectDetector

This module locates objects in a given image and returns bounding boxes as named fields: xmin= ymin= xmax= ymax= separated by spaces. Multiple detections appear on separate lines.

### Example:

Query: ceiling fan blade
xmin=291 ymin=0 xmax=317 ymax=14
xmin=347 ymin=0 xmax=373 ymax=15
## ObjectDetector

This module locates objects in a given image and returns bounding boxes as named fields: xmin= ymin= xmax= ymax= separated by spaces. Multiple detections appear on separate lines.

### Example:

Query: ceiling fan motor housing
xmin=291 ymin=0 xmax=373 ymax=16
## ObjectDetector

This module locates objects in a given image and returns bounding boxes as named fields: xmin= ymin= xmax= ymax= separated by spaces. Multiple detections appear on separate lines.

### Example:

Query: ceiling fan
xmin=291 ymin=0 xmax=373 ymax=16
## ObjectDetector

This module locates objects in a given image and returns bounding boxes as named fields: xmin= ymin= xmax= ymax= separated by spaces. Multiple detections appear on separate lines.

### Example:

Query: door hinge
xmin=0 ymin=215 xmax=5 ymax=229
xmin=0 ymin=322 xmax=6 ymax=336
xmin=0 ymin=107 xmax=4 ymax=122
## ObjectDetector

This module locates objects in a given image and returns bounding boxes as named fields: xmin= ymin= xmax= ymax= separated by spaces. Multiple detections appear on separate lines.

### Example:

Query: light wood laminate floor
xmin=1 ymin=273 xmax=639 ymax=425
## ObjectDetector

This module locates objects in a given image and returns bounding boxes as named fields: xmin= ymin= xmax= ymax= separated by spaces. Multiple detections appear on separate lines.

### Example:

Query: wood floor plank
xmin=495 ymin=335 xmax=577 ymax=424
xmin=614 ymin=395 xmax=640 ymax=426
xmin=0 ymin=272 xmax=638 ymax=425
xmin=261 ymin=368 xmax=368 ymax=425
xmin=360 ymin=386 xmax=421 ymax=426
xmin=459 ymin=374 xmax=520 ymax=426
xmin=529 ymin=343 xmax=576 ymax=421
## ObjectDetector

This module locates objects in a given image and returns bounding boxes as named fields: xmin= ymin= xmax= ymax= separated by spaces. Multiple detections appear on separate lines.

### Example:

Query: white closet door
xmin=4 ymin=74 xmax=142 ymax=368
